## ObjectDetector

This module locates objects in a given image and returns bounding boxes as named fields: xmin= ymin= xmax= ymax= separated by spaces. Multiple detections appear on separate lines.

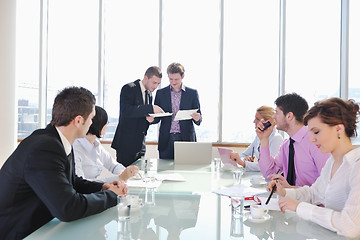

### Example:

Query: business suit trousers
xmin=159 ymin=133 xmax=183 ymax=160
xmin=116 ymin=139 xmax=146 ymax=167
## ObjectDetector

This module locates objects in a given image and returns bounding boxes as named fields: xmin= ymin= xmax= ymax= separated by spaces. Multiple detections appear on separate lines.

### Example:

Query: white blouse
xmin=73 ymin=138 xmax=125 ymax=183
xmin=286 ymin=147 xmax=360 ymax=238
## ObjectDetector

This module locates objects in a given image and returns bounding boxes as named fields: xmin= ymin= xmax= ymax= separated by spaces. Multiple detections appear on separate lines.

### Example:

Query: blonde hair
xmin=257 ymin=106 xmax=275 ymax=121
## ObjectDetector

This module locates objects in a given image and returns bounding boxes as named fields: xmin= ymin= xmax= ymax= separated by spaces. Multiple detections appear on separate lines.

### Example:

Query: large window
xmin=222 ymin=0 xmax=279 ymax=143
xmin=285 ymin=0 xmax=340 ymax=106
xmin=16 ymin=0 xmax=40 ymax=139
xmin=15 ymin=0 xmax=360 ymax=145
xmin=349 ymin=0 xmax=360 ymax=144
xmin=103 ymin=0 xmax=159 ymax=141
xmin=47 ymin=0 xmax=99 ymax=118
xmin=162 ymin=0 xmax=220 ymax=142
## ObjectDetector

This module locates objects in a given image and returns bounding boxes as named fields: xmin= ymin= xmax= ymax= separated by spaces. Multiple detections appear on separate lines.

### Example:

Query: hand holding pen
xmin=265 ymin=169 xmax=282 ymax=205
xmin=267 ymin=171 xmax=292 ymax=189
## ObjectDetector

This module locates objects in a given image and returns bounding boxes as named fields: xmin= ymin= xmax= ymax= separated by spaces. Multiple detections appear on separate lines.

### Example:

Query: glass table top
xmin=25 ymin=159 xmax=349 ymax=240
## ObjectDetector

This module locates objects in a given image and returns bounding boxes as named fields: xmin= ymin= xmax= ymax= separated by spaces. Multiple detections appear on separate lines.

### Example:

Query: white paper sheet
xmin=155 ymin=173 xmax=187 ymax=182
xmin=149 ymin=112 xmax=172 ymax=117
xmin=174 ymin=109 xmax=198 ymax=121
xmin=258 ymin=196 xmax=281 ymax=211
xmin=127 ymin=179 xmax=162 ymax=188
xmin=213 ymin=184 xmax=266 ymax=197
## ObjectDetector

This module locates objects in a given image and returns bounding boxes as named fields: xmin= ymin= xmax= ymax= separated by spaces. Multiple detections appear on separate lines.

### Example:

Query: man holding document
xmin=111 ymin=66 xmax=164 ymax=166
xmin=153 ymin=62 xmax=202 ymax=159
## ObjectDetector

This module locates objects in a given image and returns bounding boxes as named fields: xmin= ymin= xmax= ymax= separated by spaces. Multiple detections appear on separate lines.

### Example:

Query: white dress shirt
xmin=286 ymin=147 xmax=360 ymax=238
xmin=240 ymin=128 xmax=283 ymax=171
xmin=73 ymin=138 xmax=125 ymax=183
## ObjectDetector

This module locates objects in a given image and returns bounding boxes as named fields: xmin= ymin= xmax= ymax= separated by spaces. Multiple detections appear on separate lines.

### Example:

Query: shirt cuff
xmin=285 ymin=188 xmax=297 ymax=199
xmin=296 ymin=202 xmax=315 ymax=221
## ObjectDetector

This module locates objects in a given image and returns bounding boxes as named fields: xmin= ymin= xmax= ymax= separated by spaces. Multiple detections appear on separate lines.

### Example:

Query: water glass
xmin=213 ymin=158 xmax=221 ymax=171
xmin=231 ymin=196 xmax=244 ymax=218
xmin=230 ymin=215 xmax=244 ymax=239
xmin=232 ymin=170 xmax=243 ymax=185
xmin=145 ymin=187 xmax=155 ymax=206
xmin=117 ymin=195 xmax=131 ymax=221
xmin=117 ymin=218 xmax=131 ymax=239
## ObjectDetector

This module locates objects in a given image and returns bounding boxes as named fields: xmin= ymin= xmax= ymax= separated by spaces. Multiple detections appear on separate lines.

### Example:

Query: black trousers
xmin=159 ymin=133 xmax=183 ymax=160
xmin=116 ymin=139 xmax=146 ymax=167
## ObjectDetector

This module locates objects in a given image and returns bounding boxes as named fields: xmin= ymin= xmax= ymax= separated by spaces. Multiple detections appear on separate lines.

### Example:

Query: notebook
xmin=174 ymin=142 xmax=212 ymax=164
xmin=217 ymin=147 xmax=238 ymax=167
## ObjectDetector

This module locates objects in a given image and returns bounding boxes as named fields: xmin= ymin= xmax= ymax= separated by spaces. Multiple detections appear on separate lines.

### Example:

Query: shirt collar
xmin=170 ymin=84 xmax=186 ymax=92
xmin=290 ymin=125 xmax=308 ymax=143
xmin=78 ymin=137 xmax=100 ymax=151
xmin=55 ymin=127 xmax=72 ymax=155
xmin=139 ymin=80 xmax=146 ymax=93
xmin=343 ymin=147 xmax=360 ymax=164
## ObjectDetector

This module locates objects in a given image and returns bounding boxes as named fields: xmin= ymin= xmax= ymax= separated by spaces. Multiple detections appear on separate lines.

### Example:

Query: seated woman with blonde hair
xmin=74 ymin=106 xmax=139 ymax=183
xmin=269 ymin=98 xmax=360 ymax=238
xmin=230 ymin=106 xmax=283 ymax=171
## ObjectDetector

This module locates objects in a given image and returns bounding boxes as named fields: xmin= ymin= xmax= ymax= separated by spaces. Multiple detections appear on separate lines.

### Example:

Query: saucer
xmin=131 ymin=202 xmax=144 ymax=212
xmin=250 ymin=181 xmax=267 ymax=187
xmin=246 ymin=213 xmax=271 ymax=223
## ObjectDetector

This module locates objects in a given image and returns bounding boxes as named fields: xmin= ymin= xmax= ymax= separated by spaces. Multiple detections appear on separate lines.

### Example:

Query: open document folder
xmin=217 ymin=147 xmax=238 ymax=167
xmin=149 ymin=112 xmax=172 ymax=117
xmin=174 ymin=109 xmax=198 ymax=121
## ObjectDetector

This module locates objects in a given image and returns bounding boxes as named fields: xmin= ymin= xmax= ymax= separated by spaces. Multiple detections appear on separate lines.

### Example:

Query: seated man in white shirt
xmin=230 ymin=106 xmax=283 ymax=171
xmin=74 ymin=106 xmax=139 ymax=182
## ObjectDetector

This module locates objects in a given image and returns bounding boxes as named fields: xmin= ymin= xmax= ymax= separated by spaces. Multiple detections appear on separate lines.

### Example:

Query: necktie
xmin=287 ymin=138 xmax=295 ymax=185
xmin=145 ymin=90 xmax=149 ymax=105
xmin=67 ymin=151 xmax=73 ymax=183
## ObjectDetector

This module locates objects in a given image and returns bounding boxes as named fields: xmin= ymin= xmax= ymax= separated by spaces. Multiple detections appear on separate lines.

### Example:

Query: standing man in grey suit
xmin=153 ymin=62 xmax=202 ymax=159
xmin=0 ymin=87 xmax=128 ymax=240
xmin=112 ymin=66 xmax=164 ymax=166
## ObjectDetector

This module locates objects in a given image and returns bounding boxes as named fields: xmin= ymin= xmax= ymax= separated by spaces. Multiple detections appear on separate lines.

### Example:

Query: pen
xmin=265 ymin=169 xmax=281 ymax=205
xmin=251 ymin=147 xmax=254 ymax=158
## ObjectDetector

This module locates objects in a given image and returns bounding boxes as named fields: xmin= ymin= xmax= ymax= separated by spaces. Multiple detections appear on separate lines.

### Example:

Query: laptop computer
xmin=174 ymin=142 xmax=212 ymax=164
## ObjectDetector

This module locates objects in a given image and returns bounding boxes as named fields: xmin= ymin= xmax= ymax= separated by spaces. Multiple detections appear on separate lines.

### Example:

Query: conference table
xmin=26 ymin=158 xmax=348 ymax=240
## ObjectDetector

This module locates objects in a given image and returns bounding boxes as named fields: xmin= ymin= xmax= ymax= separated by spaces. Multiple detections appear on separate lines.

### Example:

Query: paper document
xmin=213 ymin=184 xmax=266 ymax=197
xmin=149 ymin=112 xmax=172 ymax=117
xmin=127 ymin=179 xmax=162 ymax=188
xmin=155 ymin=173 xmax=186 ymax=182
xmin=218 ymin=147 xmax=237 ymax=167
xmin=258 ymin=196 xmax=281 ymax=211
xmin=174 ymin=109 xmax=198 ymax=121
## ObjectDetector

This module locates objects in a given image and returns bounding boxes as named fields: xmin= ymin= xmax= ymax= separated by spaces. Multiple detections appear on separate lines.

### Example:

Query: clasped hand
xmin=102 ymin=180 xmax=128 ymax=196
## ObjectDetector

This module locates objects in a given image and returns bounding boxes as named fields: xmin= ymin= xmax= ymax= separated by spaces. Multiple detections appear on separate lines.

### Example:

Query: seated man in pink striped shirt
xmin=257 ymin=93 xmax=330 ymax=187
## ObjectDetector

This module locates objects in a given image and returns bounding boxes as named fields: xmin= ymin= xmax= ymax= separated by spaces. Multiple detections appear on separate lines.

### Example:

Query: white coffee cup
xmin=130 ymin=195 xmax=142 ymax=208
xmin=250 ymin=205 xmax=269 ymax=219
xmin=250 ymin=176 xmax=265 ymax=185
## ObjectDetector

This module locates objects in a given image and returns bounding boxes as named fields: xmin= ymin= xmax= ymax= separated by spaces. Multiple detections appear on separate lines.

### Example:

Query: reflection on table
xmin=26 ymin=158 xmax=349 ymax=240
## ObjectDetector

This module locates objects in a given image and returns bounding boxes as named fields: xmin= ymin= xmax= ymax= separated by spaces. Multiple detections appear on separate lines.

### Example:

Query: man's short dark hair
xmin=88 ymin=106 xmax=108 ymax=138
xmin=275 ymin=93 xmax=309 ymax=123
xmin=51 ymin=86 xmax=96 ymax=126
xmin=144 ymin=66 xmax=162 ymax=79
xmin=167 ymin=62 xmax=185 ymax=77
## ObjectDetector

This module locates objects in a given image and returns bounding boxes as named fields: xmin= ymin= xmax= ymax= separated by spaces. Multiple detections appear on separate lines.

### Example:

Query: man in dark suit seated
xmin=111 ymin=66 xmax=164 ymax=166
xmin=0 ymin=87 xmax=128 ymax=240
xmin=153 ymin=62 xmax=202 ymax=159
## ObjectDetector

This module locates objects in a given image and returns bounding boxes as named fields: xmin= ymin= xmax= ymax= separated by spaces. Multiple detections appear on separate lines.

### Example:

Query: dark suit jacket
xmin=0 ymin=125 xmax=117 ymax=240
xmin=111 ymin=80 xmax=154 ymax=165
xmin=153 ymin=85 xmax=202 ymax=152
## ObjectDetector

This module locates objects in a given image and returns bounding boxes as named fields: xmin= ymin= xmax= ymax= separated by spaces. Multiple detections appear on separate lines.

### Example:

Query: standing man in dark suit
xmin=153 ymin=62 xmax=202 ymax=159
xmin=0 ymin=87 xmax=128 ymax=240
xmin=111 ymin=66 xmax=164 ymax=166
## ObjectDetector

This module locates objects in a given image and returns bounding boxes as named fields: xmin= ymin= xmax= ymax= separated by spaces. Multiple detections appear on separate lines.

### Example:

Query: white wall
xmin=0 ymin=0 xmax=17 ymax=167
